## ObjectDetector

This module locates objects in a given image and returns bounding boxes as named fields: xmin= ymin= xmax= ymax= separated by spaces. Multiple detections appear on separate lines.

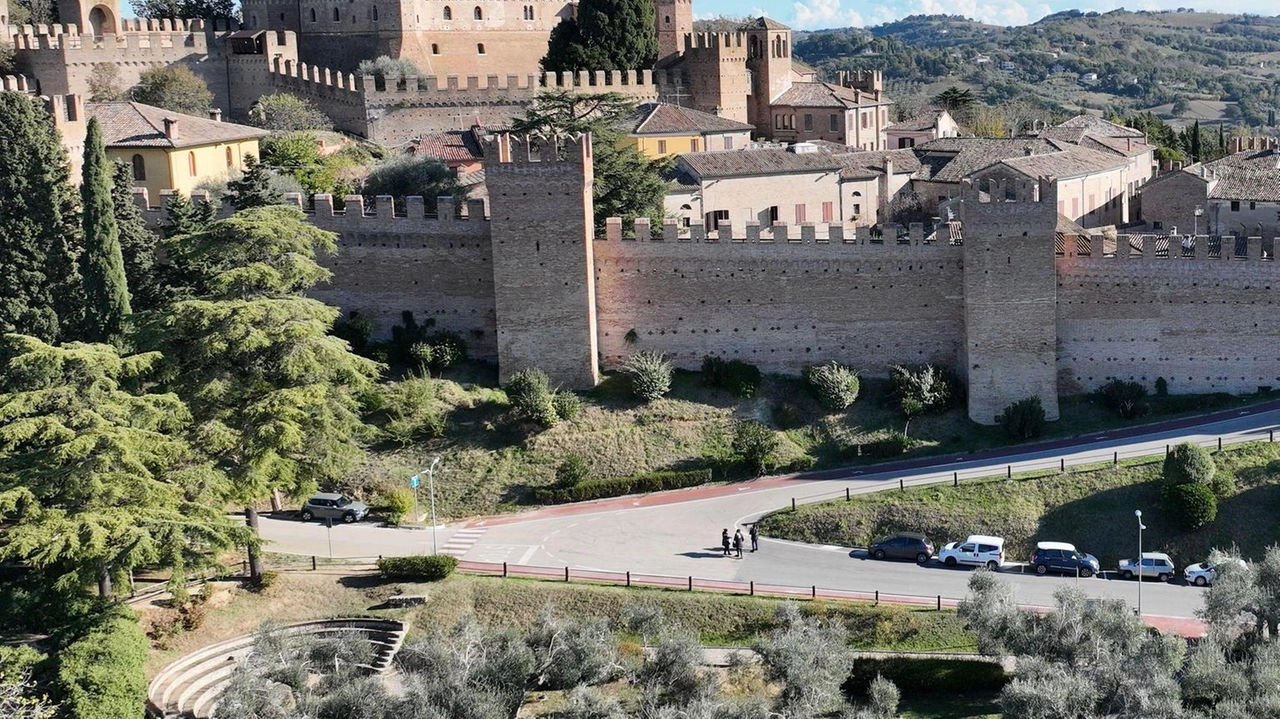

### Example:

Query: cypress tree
xmin=111 ymin=159 xmax=164 ymax=312
xmin=0 ymin=93 xmax=82 ymax=341
xmin=226 ymin=154 xmax=284 ymax=210
xmin=541 ymin=0 xmax=656 ymax=72
xmin=79 ymin=117 xmax=132 ymax=342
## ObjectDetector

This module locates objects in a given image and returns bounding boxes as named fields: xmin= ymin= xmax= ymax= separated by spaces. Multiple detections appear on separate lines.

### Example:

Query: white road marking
xmin=438 ymin=528 xmax=487 ymax=558
xmin=516 ymin=545 xmax=539 ymax=565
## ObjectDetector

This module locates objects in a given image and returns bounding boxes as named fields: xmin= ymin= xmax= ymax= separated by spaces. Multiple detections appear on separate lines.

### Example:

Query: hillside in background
xmin=795 ymin=10 xmax=1280 ymax=128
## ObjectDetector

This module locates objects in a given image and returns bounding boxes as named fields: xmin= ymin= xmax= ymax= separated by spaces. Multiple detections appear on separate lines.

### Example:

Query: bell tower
xmin=59 ymin=0 xmax=118 ymax=34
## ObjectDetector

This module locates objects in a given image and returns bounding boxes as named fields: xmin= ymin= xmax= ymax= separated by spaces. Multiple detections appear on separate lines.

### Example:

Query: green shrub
xmin=998 ymin=397 xmax=1046 ymax=440
xmin=506 ymin=368 xmax=560 ymax=428
xmin=377 ymin=487 xmax=416 ymax=525
xmin=805 ymin=361 xmax=861 ymax=410
xmin=888 ymin=364 xmax=964 ymax=417
xmin=556 ymin=453 xmax=592 ymax=488
xmin=54 ymin=609 xmax=148 ymax=719
xmin=332 ymin=310 xmax=375 ymax=355
xmin=1162 ymin=482 xmax=1218 ymax=530
xmin=553 ymin=391 xmax=582 ymax=421
xmin=772 ymin=402 xmax=802 ymax=430
xmin=845 ymin=658 xmax=1008 ymax=698
xmin=250 ymin=570 xmax=280 ymax=593
xmin=377 ymin=554 xmax=459 ymax=581
xmin=1098 ymin=379 xmax=1149 ymax=419
xmin=533 ymin=469 xmax=713 ymax=504
xmin=701 ymin=356 xmax=761 ymax=398
xmin=380 ymin=376 xmax=448 ymax=445
xmin=861 ymin=432 xmax=912 ymax=458
xmin=732 ymin=421 xmax=780 ymax=476
xmin=1163 ymin=442 xmax=1216 ymax=488
xmin=623 ymin=351 xmax=674 ymax=401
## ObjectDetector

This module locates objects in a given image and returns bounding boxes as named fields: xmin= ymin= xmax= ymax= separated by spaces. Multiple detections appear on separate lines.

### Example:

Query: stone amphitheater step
xmin=147 ymin=618 xmax=410 ymax=719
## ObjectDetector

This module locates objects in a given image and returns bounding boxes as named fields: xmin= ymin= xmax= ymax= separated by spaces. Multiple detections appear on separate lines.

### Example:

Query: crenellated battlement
xmin=2 ymin=74 xmax=35 ymax=92
xmin=601 ymin=218 xmax=954 ymax=247
xmin=6 ymin=17 xmax=247 ymax=48
xmin=682 ymin=31 xmax=748 ymax=55
xmin=485 ymin=132 xmax=591 ymax=167
xmin=357 ymin=68 xmax=684 ymax=104
xmin=1059 ymin=233 xmax=1279 ymax=262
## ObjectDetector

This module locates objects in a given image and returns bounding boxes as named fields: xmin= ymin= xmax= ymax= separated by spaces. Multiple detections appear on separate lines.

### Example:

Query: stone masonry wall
xmin=1056 ymin=236 xmax=1280 ymax=396
xmin=593 ymin=222 xmax=965 ymax=375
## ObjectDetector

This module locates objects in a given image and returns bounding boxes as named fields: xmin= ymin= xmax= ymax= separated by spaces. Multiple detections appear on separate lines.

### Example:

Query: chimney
xmin=1125 ymin=137 xmax=1131 ymax=152
xmin=163 ymin=117 xmax=178 ymax=138
xmin=208 ymin=108 xmax=222 ymax=122
xmin=1024 ymin=146 xmax=1034 ymax=156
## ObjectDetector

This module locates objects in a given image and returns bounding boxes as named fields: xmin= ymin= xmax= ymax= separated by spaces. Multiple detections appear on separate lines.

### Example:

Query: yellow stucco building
xmin=620 ymin=102 xmax=755 ymax=160
xmin=87 ymin=101 xmax=269 ymax=199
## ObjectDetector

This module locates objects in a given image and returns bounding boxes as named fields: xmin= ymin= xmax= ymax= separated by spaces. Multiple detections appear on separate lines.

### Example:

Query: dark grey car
xmin=300 ymin=493 xmax=370 ymax=523
xmin=869 ymin=533 xmax=934 ymax=563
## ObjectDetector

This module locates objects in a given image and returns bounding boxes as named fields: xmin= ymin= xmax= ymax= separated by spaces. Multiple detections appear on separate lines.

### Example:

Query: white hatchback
xmin=939 ymin=535 xmax=1006 ymax=571
xmin=1184 ymin=558 xmax=1248 ymax=587
xmin=1118 ymin=552 xmax=1176 ymax=581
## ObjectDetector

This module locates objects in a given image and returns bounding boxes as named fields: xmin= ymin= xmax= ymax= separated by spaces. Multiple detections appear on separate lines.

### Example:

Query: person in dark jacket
xmin=733 ymin=530 xmax=744 ymax=558
xmin=721 ymin=528 xmax=731 ymax=556
xmin=749 ymin=523 xmax=759 ymax=552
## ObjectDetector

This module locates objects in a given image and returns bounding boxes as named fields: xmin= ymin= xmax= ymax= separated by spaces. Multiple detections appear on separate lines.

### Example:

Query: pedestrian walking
xmin=721 ymin=528 xmax=731 ymax=557
xmin=733 ymin=530 xmax=744 ymax=558
xmin=749 ymin=523 xmax=759 ymax=552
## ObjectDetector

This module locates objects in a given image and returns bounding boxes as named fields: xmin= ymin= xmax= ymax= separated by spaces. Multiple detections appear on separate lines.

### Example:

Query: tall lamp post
xmin=426 ymin=456 xmax=441 ymax=555
xmin=1135 ymin=509 xmax=1146 ymax=618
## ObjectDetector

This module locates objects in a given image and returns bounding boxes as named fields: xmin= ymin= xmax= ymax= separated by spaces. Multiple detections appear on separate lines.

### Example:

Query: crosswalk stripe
xmin=438 ymin=528 xmax=487 ymax=557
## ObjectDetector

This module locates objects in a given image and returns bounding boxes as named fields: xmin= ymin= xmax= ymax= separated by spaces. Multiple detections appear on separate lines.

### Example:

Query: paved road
xmin=259 ymin=403 xmax=1280 ymax=624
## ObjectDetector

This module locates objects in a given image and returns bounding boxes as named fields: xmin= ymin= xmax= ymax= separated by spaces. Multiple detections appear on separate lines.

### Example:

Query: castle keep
xmin=124 ymin=134 xmax=1279 ymax=425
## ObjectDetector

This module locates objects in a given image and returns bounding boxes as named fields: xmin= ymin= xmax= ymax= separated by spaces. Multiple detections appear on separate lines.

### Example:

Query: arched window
xmin=131 ymin=154 xmax=145 ymax=181
xmin=225 ymin=146 xmax=234 ymax=168
xmin=431 ymin=43 xmax=440 ymax=54
xmin=188 ymin=152 xmax=197 ymax=176
xmin=332 ymin=7 xmax=339 ymax=21
xmin=372 ymin=5 xmax=378 ymax=20
xmin=477 ymin=42 xmax=485 ymax=54
xmin=309 ymin=7 xmax=316 ymax=21
xmin=473 ymin=5 xmax=482 ymax=19
xmin=442 ymin=5 xmax=451 ymax=19
xmin=279 ymin=12 xmax=284 ymax=20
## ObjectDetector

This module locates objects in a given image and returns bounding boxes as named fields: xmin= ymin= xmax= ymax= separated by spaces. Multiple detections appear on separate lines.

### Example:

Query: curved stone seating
xmin=146 ymin=617 xmax=408 ymax=718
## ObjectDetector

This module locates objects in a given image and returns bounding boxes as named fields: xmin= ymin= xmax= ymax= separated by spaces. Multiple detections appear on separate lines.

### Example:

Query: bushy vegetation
xmin=376 ymin=554 xmax=459 ymax=581
xmin=805 ymin=361 xmax=861 ymax=411
xmin=889 ymin=364 xmax=964 ymax=423
xmin=733 ymin=421 xmax=781 ymax=476
xmin=1162 ymin=482 xmax=1218 ymax=530
xmin=998 ymin=397 xmax=1046 ymax=440
xmin=1163 ymin=442 xmax=1216 ymax=487
xmin=376 ymin=487 xmax=416 ymax=525
xmin=623 ymin=351 xmax=673 ymax=401
xmin=505 ymin=368 xmax=561 ymax=428
xmin=356 ymin=55 xmax=421 ymax=85
xmin=533 ymin=469 xmax=713 ymax=504
xmin=53 ymin=606 xmax=148 ymax=719
xmin=702 ymin=356 xmax=762 ymax=398
xmin=555 ymin=454 xmax=592 ymax=488
xmin=1098 ymin=379 xmax=1150 ymax=419
xmin=246 ymin=92 xmax=333 ymax=132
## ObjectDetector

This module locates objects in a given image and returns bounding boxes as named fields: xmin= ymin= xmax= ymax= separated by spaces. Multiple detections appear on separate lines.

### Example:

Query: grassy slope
xmin=759 ymin=441 xmax=1280 ymax=568
xmin=348 ymin=360 xmax=1271 ymax=520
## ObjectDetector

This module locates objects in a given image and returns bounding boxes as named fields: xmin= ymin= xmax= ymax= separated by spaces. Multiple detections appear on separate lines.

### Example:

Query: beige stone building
xmin=886 ymin=108 xmax=958 ymax=149
xmin=769 ymin=71 xmax=892 ymax=150
xmin=1140 ymin=143 xmax=1280 ymax=239
xmin=620 ymin=102 xmax=755 ymax=159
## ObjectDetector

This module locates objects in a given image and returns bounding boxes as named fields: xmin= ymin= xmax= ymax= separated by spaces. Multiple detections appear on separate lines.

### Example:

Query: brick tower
xmin=960 ymin=178 xmax=1061 ymax=425
xmin=485 ymin=133 xmax=600 ymax=390
xmin=655 ymin=0 xmax=693 ymax=65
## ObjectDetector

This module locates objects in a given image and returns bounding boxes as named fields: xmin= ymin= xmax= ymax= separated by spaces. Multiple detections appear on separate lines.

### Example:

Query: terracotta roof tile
xmin=774 ymin=82 xmax=891 ymax=109
xmin=913 ymin=138 xmax=1060 ymax=182
xmin=625 ymin=102 xmax=755 ymax=136
xmin=86 ymin=101 xmax=267 ymax=149
xmin=1202 ymin=149 xmax=1280 ymax=202
xmin=679 ymin=148 xmax=845 ymax=179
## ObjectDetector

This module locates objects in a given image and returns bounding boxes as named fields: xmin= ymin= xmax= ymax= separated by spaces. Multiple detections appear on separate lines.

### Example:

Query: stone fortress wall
xmin=129 ymin=136 xmax=1280 ymax=425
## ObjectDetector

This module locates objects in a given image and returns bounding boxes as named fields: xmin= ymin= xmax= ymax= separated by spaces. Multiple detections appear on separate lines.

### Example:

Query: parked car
xmin=939 ymin=535 xmax=1006 ymax=570
xmin=1184 ymin=557 xmax=1248 ymax=587
xmin=869 ymin=533 xmax=934 ymax=563
xmin=1029 ymin=541 xmax=1100 ymax=578
xmin=300 ymin=493 xmax=370 ymax=523
xmin=1118 ymin=552 xmax=1176 ymax=581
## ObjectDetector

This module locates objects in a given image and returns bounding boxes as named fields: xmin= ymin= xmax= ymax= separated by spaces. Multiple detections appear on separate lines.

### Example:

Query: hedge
xmin=845 ymin=658 xmax=1009 ymax=698
xmin=54 ymin=609 xmax=149 ymax=719
xmin=377 ymin=554 xmax=459 ymax=581
xmin=533 ymin=469 xmax=714 ymax=505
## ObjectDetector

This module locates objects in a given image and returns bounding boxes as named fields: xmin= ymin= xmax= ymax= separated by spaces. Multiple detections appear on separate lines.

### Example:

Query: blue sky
xmin=695 ymin=0 xmax=1280 ymax=30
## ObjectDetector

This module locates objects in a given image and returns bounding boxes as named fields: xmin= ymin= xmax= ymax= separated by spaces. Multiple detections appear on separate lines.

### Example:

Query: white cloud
xmin=790 ymin=0 xmax=865 ymax=29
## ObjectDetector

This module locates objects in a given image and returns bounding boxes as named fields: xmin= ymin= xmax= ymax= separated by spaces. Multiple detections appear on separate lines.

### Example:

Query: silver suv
xmin=300 ymin=493 xmax=370 ymax=523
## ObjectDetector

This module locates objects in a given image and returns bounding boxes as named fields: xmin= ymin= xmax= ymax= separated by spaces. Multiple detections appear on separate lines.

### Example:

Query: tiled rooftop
xmin=87 ymin=101 xmax=268 ymax=148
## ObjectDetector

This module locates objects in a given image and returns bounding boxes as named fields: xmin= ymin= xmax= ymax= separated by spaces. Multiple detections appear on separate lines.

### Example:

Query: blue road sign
xmin=410 ymin=474 xmax=421 ymax=489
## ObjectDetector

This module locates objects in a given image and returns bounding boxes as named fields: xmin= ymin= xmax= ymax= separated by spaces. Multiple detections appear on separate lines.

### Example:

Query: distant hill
xmin=794 ymin=10 xmax=1280 ymax=127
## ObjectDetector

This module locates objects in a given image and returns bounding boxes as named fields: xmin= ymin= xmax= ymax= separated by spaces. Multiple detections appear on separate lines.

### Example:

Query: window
xmin=309 ymin=7 xmax=316 ymax=21
xmin=280 ymin=12 xmax=284 ymax=20
xmin=473 ymin=5 xmax=482 ymax=19
xmin=442 ymin=6 xmax=451 ymax=19
xmin=898 ymin=137 xmax=914 ymax=148
xmin=861 ymin=112 xmax=868 ymax=129
xmin=767 ymin=206 xmax=779 ymax=224
xmin=689 ymin=138 xmax=699 ymax=152
xmin=131 ymin=154 xmax=145 ymax=181
xmin=829 ymin=114 xmax=839 ymax=132
xmin=431 ymin=43 xmax=440 ymax=54
xmin=372 ymin=5 xmax=377 ymax=20
xmin=524 ymin=5 xmax=534 ymax=20
xmin=657 ymin=140 xmax=667 ymax=154
xmin=476 ymin=43 xmax=485 ymax=54
xmin=225 ymin=146 xmax=233 ymax=168
xmin=710 ymin=209 xmax=729 ymax=229
xmin=851 ymin=203 xmax=860 ymax=217
xmin=332 ymin=7 xmax=339 ymax=21
xmin=1231 ymin=201 xmax=1241 ymax=212
xmin=188 ymin=151 xmax=197 ymax=176
xmin=1250 ymin=201 xmax=1257 ymax=210
xmin=723 ymin=136 xmax=733 ymax=150
xmin=822 ymin=201 xmax=833 ymax=223
xmin=803 ymin=113 xmax=813 ymax=131
xmin=795 ymin=204 xmax=806 ymax=223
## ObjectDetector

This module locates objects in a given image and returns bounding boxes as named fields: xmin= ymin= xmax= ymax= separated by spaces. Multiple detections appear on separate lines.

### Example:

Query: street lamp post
xmin=426 ymin=456 xmax=441 ymax=555
xmin=1135 ymin=509 xmax=1146 ymax=618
